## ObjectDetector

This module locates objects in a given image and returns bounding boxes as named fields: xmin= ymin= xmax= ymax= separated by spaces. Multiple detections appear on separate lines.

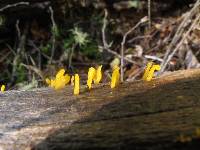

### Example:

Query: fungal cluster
xmin=45 ymin=62 xmax=159 ymax=95
xmin=0 ymin=62 xmax=160 ymax=94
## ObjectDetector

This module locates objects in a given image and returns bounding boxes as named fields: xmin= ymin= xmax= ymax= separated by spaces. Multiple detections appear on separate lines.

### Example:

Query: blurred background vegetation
xmin=0 ymin=0 xmax=198 ymax=90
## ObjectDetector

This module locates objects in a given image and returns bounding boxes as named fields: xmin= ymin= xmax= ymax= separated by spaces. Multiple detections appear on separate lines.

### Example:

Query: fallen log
xmin=1 ymin=69 xmax=200 ymax=150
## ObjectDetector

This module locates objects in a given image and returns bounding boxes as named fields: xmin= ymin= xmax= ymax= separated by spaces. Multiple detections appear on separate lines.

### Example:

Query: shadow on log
xmin=1 ymin=69 xmax=200 ymax=149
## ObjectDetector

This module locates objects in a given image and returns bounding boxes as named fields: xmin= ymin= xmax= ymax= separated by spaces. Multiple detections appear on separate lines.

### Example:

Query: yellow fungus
xmin=1 ymin=85 xmax=5 ymax=92
xmin=45 ymin=78 xmax=51 ymax=85
xmin=74 ymin=74 xmax=80 ymax=95
xmin=142 ymin=62 xmax=153 ymax=80
xmin=87 ymin=67 xmax=96 ymax=89
xmin=145 ymin=65 xmax=161 ymax=81
xmin=110 ymin=58 xmax=120 ymax=69
xmin=56 ymin=68 xmax=65 ymax=79
xmin=54 ymin=76 xmax=66 ymax=90
xmin=46 ymin=68 xmax=71 ymax=90
xmin=94 ymin=65 xmax=102 ymax=84
xmin=64 ymin=74 xmax=71 ymax=84
xmin=111 ymin=65 xmax=120 ymax=88
xmin=112 ymin=64 xmax=119 ymax=70
xmin=50 ymin=79 xmax=55 ymax=88
xmin=71 ymin=76 xmax=74 ymax=86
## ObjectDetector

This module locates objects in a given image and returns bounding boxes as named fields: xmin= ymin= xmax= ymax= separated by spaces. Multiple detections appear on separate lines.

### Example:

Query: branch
xmin=160 ymin=14 xmax=200 ymax=73
xmin=102 ymin=9 xmax=109 ymax=48
xmin=160 ymin=0 xmax=200 ymax=73
xmin=15 ymin=20 xmax=21 ymax=39
xmin=148 ymin=0 xmax=151 ymax=28
xmin=120 ymin=16 xmax=148 ymax=82
xmin=101 ymin=9 xmax=142 ymax=69
xmin=49 ymin=6 xmax=56 ymax=64
xmin=144 ymin=55 xmax=163 ymax=62
xmin=99 ymin=46 xmax=140 ymax=65
xmin=0 ymin=2 xmax=29 ymax=12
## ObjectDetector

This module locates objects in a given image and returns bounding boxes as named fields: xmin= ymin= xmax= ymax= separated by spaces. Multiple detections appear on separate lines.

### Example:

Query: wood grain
xmin=1 ymin=69 xmax=200 ymax=149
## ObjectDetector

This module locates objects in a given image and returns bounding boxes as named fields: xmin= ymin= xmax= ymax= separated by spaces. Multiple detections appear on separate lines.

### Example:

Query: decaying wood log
xmin=1 ymin=69 xmax=200 ymax=150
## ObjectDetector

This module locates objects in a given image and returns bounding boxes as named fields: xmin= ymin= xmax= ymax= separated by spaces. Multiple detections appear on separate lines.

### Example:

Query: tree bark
xmin=0 ymin=69 xmax=200 ymax=149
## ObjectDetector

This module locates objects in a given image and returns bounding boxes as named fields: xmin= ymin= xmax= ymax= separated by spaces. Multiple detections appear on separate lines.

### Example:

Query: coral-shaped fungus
xmin=46 ymin=69 xmax=70 ymax=90
xmin=142 ymin=62 xmax=153 ymax=80
xmin=86 ymin=65 xmax=103 ymax=90
xmin=143 ymin=62 xmax=161 ymax=81
xmin=74 ymin=74 xmax=80 ymax=95
xmin=111 ymin=65 xmax=120 ymax=88
xmin=1 ymin=85 xmax=5 ymax=92
xmin=87 ymin=67 xmax=96 ymax=89
xmin=94 ymin=65 xmax=102 ymax=84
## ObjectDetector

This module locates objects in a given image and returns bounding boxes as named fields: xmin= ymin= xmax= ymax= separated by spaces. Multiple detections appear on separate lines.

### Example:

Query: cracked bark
xmin=0 ymin=69 xmax=200 ymax=149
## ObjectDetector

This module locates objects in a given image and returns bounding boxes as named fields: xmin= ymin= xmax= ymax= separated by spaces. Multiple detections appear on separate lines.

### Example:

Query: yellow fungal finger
xmin=74 ymin=74 xmax=80 ymax=95
xmin=111 ymin=65 xmax=120 ymax=88
xmin=45 ymin=78 xmax=51 ymax=85
xmin=64 ymin=74 xmax=71 ymax=85
xmin=50 ymin=79 xmax=56 ymax=88
xmin=87 ymin=67 xmax=96 ymax=89
xmin=56 ymin=68 xmax=65 ymax=79
xmin=71 ymin=76 xmax=74 ymax=86
xmin=1 ymin=85 xmax=5 ymax=92
xmin=145 ymin=65 xmax=161 ymax=81
xmin=54 ymin=76 xmax=66 ymax=90
xmin=94 ymin=65 xmax=102 ymax=84
xmin=142 ymin=61 xmax=153 ymax=80
xmin=46 ymin=68 xmax=71 ymax=90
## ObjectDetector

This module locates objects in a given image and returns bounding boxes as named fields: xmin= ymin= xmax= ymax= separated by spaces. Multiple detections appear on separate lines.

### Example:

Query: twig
xmin=21 ymin=63 xmax=44 ymax=80
xmin=15 ymin=20 xmax=21 ymax=39
xmin=0 ymin=2 xmax=29 ymax=12
xmin=101 ymin=9 xmax=143 ymax=78
xmin=144 ymin=55 xmax=163 ymax=62
xmin=101 ymin=10 xmax=140 ymax=65
xmin=101 ymin=10 xmax=148 ymax=82
xmin=11 ymin=22 xmax=28 ymax=83
xmin=99 ymin=46 xmax=140 ymax=65
xmin=27 ymin=40 xmax=57 ymax=64
xmin=160 ymin=0 xmax=200 ymax=73
xmin=0 ymin=51 xmax=11 ymax=63
xmin=120 ymin=16 xmax=148 ymax=82
xmin=38 ymin=45 xmax=42 ymax=70
xmin=161 ymin=14 xmax=200 ymax=73
xmin=148 ymin=0 xmax=151 ymax=28
xmin=127 ymin=35 xmax=151 ymax=43
xmin=102 ymin=9 xmax=109 ymax=48
xmin=49 ymin=6 xmax=56 ymax=64
xmin=6 ymin=44 xmax=16 ymax=55
xmin=68 ymin=44 xmax=76 ymax=68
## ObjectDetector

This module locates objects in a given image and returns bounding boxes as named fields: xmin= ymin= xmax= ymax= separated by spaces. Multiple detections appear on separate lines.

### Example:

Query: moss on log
xmin=1 ymin=69 xmax=200 ymax=149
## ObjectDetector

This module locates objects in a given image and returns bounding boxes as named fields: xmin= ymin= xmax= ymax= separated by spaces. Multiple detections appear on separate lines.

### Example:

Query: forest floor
xmin=0 ymin=0 xmax=200 ymax=90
